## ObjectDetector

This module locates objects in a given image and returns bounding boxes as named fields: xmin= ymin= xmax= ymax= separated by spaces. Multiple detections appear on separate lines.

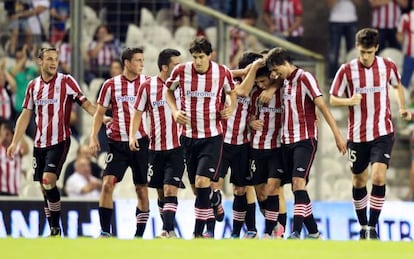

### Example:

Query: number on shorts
xmin=348 ymin=149 xmax=357 ymax=162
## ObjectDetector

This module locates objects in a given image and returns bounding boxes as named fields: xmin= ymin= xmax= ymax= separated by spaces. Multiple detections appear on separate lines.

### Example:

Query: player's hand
xmin=335 ymin=134 xmax=347 ymax=155
xmin=103 ymin=116 xmax=112 ymax=125
xmin=6 ymin=143 xmax=17 ymax=159
xmin=349 ymin=93 xmax=362 ymax=106
xmin=252 ymin=58 xmax=266 ymax=69
xmin=400 ymin=108 xmax=412 ymax=121
xmin=221 ymin=103 xmax=236 ymax=119
xmin=259 ymin=87 xmax=276 ymax=104
xmin=129 ymin=137 xmax=140 ymax=151
xmin=173 ymin=110 xmax=187 ymax=125
xmin=249 ymin=119 xmax=264 ymax=131
xmin=89 ymin=137 xmax=100 ymax=158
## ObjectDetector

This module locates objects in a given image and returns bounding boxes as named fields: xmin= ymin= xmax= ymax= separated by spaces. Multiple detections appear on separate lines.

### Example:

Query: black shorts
xmin=103 ymin=137 xmax=149 ymax=184
xmin=216 ymin=143 xmax=251 ymax=186
xmin=249 ymin=148 xmax=284 ymax=185
xmin=180 ymin=135 xmax=223 ymax=185
xmin=282 ymin=138 xmax=317 ymax=183
xmin=33 ymin=139 xmax=71 ymax=181
xmin=148 ymin=147 xmax=185 ymax=189
xmin=347 ymin=133 xmax=394 ymax=174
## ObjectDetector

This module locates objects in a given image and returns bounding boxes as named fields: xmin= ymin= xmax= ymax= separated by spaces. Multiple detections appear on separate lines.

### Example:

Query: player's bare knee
xmin=292 ymin=178 xmax=305 ymax=191
xmin=135 ymin=184 xmax=148 ymax=197
xmin=233 ymin=186 xmax=246 ymax=196
xmin=163 ymin=185 xmax=178 ymax=197
xmin=42 ymin=178 xmax=55 ymax=190
xmin=102 ymin=180 xmax=115 ymax=193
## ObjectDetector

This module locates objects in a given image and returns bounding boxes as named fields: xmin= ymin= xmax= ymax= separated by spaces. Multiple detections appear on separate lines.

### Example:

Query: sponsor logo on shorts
xmin=297 ymin=167 xmax=305 ymax=172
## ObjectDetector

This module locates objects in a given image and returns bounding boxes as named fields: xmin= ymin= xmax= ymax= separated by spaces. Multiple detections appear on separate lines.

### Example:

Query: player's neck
xmin=123 ymin=71 xmax=139 ymax=81
xmin=41 ymin=72 xmax=55 ymax=83
xmin=159 ymin=71 xmax=168 ymax=82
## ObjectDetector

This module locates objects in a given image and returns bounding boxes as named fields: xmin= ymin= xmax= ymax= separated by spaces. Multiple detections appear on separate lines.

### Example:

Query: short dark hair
xmin=266 ymin=47 xmax=291 ymax=68
xmin=355 ymin=28 xmax=379 ymax=48
xmin=37 ymin=47 xmax=58 ymax=59
xmin=157 ymin=48 xmax=181 ymax=71
xmin=238 ymin=51 xmax=263 ymax=69
xmin=255 ymin=66 xmax=271 ymax=79
xmin=189 ymin=37 xmax=213 ymax=55
xmin=121 ymin=47 xmax=143 ymax=67
xmin=0 ymin=118 xmax=13 ymax=133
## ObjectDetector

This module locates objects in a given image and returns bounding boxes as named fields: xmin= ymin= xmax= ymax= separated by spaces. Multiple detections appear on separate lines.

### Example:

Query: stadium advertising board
xmin=0 ymin=200 xmax=413 ymax=240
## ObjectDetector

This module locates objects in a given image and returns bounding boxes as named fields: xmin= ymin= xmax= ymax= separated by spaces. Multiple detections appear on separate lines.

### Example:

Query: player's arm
xmin=330 ymin=93 xmax=362 ymax=106
xmin=235 ymin=58 xmax=264 ymax=97
xmin=89 ymin=104 xmax=107 ymax=157
xmin=81 ymin=99 xmax=97 ymax=117
xmin=314 ymin=96 xmax=347 ymax=155
xmin=129 ymin=110 xmax=143 ymax=151
xmin=7 ymin=108 xmax=33 ymax=158
xmin=221 ymin=90 xmax=237 ymax=119
xmin=393 ymin=83 xmax=411 ymax=120
xmin=165 ymin=88 xmax=187 ymax=125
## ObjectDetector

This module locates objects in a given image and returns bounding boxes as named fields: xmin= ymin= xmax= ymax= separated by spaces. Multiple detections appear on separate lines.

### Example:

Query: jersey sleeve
xmin=165 ymin=64 xmax=182 ymax=91
xmin=302 ymin=72 xmax=322 ymax=100
xmin=223 ymin=66 xmax=236 ymax=93
xmin=65 ymin=74 xmax=87 ymax=105
xmin=22 ymin=80 xmax=35 ymax=110
xmin=97 ymin=79 xmax=113 ymax=108
xmin=134 ymin=80 xmax=149 ymax=112
xmin=329 ymin=63 xmax=349 ymax=97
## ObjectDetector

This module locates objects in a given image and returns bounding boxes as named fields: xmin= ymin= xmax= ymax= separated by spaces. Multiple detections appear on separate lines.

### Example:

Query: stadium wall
xmin=0 ymin=200 xmax=413 ymax=241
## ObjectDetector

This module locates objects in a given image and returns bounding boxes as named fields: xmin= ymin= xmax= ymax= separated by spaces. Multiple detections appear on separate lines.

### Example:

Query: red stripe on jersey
xmin=372 ymin=62 xmax=380 ymax=138
xmin=203 ymin=66 xmax=212 ymax=138
xmin=358 ymin=62 xmax=368 ymax=142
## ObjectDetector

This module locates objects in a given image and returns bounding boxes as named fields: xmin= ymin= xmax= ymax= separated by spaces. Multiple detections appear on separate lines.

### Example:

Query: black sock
xmin=99 ymin=207 xmax=113 ymax=233
xmin=163 ymin=196 xmax=178 ymax=232
xmin=303 ymin=202 xmax=318 ymax=234
xmin=245 ymin=203 xmax=257 ymax=232
xmin=135 ymin=208 xmax=150 ymax=237
xmin=258 ymin=199 xmax=266 ymax=216
xmin=43 ymin=195 xmax=52 ymax=227
xmin=264 ymin=195 xmax=279 ymax=234
xmin=278 ymin=213 xmax=287 ymax=229
xmin=45 ymin=187 xmax=61 ymax=228
xmin=293 ymin=190 xmax=307 ymax=234
xmin=232 ymin=194 xmax=247 ymax=236
xmin=194 ymin=187 xmax=211 ymax=236
xmin=352 ymin=186 xmax=368 ymax=226
xmin=158 ymin=198 xmax=164 ymax=227
xmin=368 ymin=185 xmax=386 ymax=227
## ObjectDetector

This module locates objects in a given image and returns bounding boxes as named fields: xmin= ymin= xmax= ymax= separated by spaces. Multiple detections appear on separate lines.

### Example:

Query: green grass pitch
xmin=1 ymin=238 xmax=413 ymax=259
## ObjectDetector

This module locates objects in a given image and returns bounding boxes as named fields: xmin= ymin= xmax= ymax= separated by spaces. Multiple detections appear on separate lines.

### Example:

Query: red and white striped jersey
xmin=249 ymin=87 xmax=283 ymax=149
xmin=282 ymin=68 xmax=321 ymax=144
xmin=134 ymin=76 xmax=180 ymax=151
xmin=165 ymin=61 xmax=235 ymax=139
xmin=58 ymin=42 xmax=71 ymax=67
xmin=0 ymin=144 xmax=22 ymax=195
xmin=264 ymin=0 xmax=304 ymax=37
xmin=371 ymin=0 xmax=401 ymax=29
xmin=98 ymin=74 xmax=148 ymax=142
xmin=223 ymin=95 xmax=251 ymax=145
xmin=398 ymin=10 xmax=414 ymax=57
xmin=0 ymin=86 xmax=12 ymax=120
xmin=88 ymin=41 xmax=118 ymax=66
xmin=23 ymin=73 xmax=87 ymax=148
xmin=330 ymin=57 xmax=400 ymax=142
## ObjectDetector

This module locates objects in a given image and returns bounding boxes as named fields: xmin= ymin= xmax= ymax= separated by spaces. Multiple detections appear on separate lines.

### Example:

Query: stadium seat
xmin=140 ymin=8 xmax=155 ymax=28
xmin=88 ymin=78 xmax=105 ymax=103
xmin=125 ymin=24 xmax=144 ymax=48
xmin=20 ymin=181 xmax=43 ymax=199
xmin=21 ymin=135 xmax=34 ymax=174
xmin=174 ymin=26 xmax=197 ymax=48
xmin=144 ymin=25 xmax=173 ymax=49
xmin=345 ymin=48 xmax=358 ymax=62
xmin=204 ymin=26 xmax=217 ymax=49
xmin=155 ymin=8 xmax=173 ymax=30
xmin=379 ymin=48 xmax=403 ymax=71
xmin=142 ymin=44 xmax=160 ymax=76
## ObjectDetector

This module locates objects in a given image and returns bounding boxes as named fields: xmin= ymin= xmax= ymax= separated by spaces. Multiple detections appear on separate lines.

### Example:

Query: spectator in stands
xmin=87 ymin=24 xmax=122 ymax=81
xmin=196 ymin=0 xmax=230 ymax=34
xmin=57 ymin=29 xmax=70 ymax=74
xmin=326 ymin=0 xmax=362 ymax=80
xmin=228 ymin=10 xmax=261 ymax=69
xmin=62 ymin=143 xmax=102 ymax=195
xmin=369 ymin=0 xmax=408 ymax=52
xmin=0 ymin=118 xmax=29 ymax=196
xmin=65 ymin=156 xmax=102 ymax=199
xmin=227 ymin=0 xmax=258 ymax=19
xmin=8 ymin=45 xmax=38 ymax=137
xmin=262 ymin=0 xmax=304 ymax=46
xmin=0 ymin=58 xmax=16 ymax=121
xmin=49 ymin=0 xmax=70 ymax=44
xmin=397 ymin=2 xmax=414 ymax=89
xmin=14 ymin=0 xmax=50 ymax=58
xmin=5 ymin=1 xmax=32 ymax=57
